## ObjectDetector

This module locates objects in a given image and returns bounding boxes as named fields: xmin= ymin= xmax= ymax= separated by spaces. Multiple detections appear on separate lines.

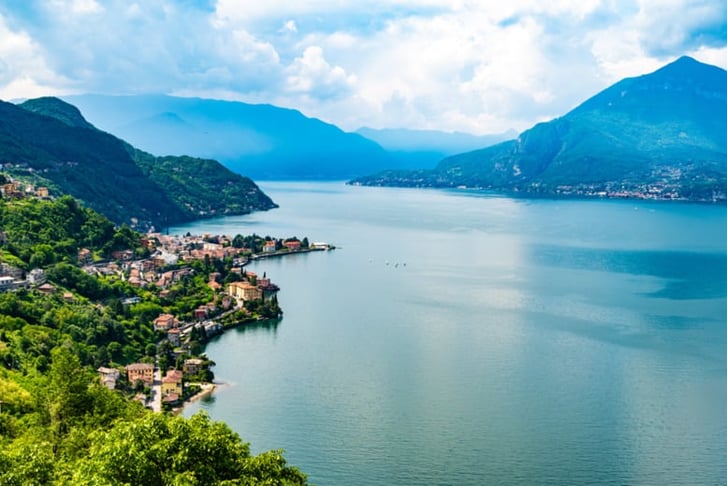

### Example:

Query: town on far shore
xmin=0 ymin=226 xmax=333 ymax=413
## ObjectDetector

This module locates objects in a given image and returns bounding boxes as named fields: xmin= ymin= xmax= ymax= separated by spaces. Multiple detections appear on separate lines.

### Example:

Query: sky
xmin=1 ymin=0 xmax=727 ymax=134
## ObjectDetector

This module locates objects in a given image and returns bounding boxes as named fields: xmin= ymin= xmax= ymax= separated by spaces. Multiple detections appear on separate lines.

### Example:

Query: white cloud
xmin=1 ymin=0 xmax=726 ymax=133
xmin=282 ymin=20 xmax=297 ymax=33
xmin=0 ymin=14 xmax=71 ymax=99
xmin=285 ymin=46 xmax=356 ymax=99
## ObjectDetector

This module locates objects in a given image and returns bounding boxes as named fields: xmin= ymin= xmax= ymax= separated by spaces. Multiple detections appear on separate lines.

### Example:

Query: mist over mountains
xmin=356 ymin=127 xmax=517 ymax=170
xmin=63 ymin=94 xmax=394 ymax=180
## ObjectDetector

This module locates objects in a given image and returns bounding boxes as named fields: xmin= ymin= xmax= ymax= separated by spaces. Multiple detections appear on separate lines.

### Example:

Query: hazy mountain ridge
xmin=63 ymin=94 xmax=398 ymax=179
xmin=356 ymin=126 xmax=517 ymax=169
xmin=352 ymin=56 xmax=727 ymax=202
xmin=0 ymin=97 xmax=276 ymax=229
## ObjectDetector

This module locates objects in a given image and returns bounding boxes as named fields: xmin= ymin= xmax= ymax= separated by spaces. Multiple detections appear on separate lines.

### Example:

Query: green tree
xmin=73 ymin=412 xmax=307 ymax=485
xmin=46 ymin=346 xmax=91 ymax=437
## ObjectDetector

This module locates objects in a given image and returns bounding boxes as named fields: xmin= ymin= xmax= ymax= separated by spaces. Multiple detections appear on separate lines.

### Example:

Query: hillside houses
xmin=153 ymin=313 xmax=178 ymax=331
xmin=126 ymin=363 xmax=154 ymax=385
xmin=97 ymin=367 xmax=120 ymax=390
xmin=0 ymin=179 xmax=51 ymax=200
xmin=228 ymin=281 xmax=262 ymax=302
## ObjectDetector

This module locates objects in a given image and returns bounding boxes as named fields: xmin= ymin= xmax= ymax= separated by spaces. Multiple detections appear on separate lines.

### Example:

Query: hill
xmin=0 ymin=195 xmax=307 ymax=484
xmin=0 ymin=97 xmax=275 ymax=229
xmin=352 ymin=56 xmax=727 ymax=203
xmin=63 ymin=94 xmax=395 ymax=180
xmin=356 ymin=127 xmax=517 ymax=169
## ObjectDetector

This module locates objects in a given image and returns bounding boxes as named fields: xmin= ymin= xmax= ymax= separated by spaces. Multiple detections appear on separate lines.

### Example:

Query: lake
xmin=174 ymin=181 xmax=727 ymax=485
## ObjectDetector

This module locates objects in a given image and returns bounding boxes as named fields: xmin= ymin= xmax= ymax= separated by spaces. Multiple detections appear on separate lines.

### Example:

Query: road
xmin=150 ymin=368 xmax=162 ymax=412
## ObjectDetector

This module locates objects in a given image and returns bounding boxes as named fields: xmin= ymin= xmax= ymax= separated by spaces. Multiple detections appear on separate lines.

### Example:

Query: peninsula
xmin=0 ymin=190 xmax=317 ymax=483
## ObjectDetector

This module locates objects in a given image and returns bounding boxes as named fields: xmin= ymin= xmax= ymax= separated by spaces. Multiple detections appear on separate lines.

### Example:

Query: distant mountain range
xmin=0 ymin=97 xmax=276 ymax=229
xmin=352 ymin=56 xmax=727 ymax=203
xmin=356 ymin=127 xmax=516 ymax=169
xmin=62 ymin=94 xmax=397 ymax=180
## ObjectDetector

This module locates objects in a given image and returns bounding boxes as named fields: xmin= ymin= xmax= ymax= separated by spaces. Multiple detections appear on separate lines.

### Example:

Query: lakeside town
xmin=0 ymin=209 xmax=333 ymax=412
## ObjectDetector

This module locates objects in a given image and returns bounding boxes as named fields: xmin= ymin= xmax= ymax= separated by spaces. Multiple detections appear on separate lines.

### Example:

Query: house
xmin=283 ymin=240 xmax=301 ymax=251
xmin=162 ymin=393 xmax=181 ymax=406
xmin=262 ymin=240 xmax=276 ymax=253
xmin=37 ymin=282 xmax=56 ymax=294
xmin=126 ymin=363 xmax=154 ymax=385
xmin=161 ymin=369 xmax=183 ymax=397
xmin=228 ymin=281 xmax=262 ymax=302
xmin=111 ymin=249 xmax=134 ymax=261
xmin=27 ymin=268 xmax=46 ymax=285
xmin=97 ymin=367 xmax=120 ymax=390
xmin=183 ymin=358 xmax=204 ymax=375
xmin=193 ymin=306 xmax=208 ymax=320
xmin=77 ymin=248 xmax=92 ymax=264
xmin=203 ymin=321 xmax=223 ymax=336
xmin=153 ymin=313 xmax=177 ymax=331
xmin=167 ymin=328 xmax=181 ymax=346
xmin=0 ymin=276 xmax=15 ymax=292
xmin=36 ymin=187 xmax=50 ymax=198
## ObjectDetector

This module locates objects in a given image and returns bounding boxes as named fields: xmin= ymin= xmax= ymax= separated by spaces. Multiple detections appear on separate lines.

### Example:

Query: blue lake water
xmin=175 ymin=182 xmax=727 ymax=485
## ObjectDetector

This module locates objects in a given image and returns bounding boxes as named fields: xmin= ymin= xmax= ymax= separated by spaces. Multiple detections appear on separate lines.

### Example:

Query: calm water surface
xmin=175 ymin=182 xmax=727 ymax=485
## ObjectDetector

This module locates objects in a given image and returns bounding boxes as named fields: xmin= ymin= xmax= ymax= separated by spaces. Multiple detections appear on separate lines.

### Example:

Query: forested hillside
xmin=0 ymin=196 xmax=306 ymax=484
xmin=0 ymin=97 xmax=276 ymax=230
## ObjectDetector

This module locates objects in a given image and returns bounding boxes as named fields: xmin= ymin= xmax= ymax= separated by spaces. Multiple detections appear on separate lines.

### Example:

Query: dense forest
xmin=0 ymin=196 xmax=306 ymax=484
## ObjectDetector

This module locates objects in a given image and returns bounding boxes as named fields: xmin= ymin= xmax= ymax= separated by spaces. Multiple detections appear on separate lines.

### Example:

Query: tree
xmin=72 ymin=412 xmax=307 ymax=485
xmin=46 ymin=346 xmax=91 ymax=437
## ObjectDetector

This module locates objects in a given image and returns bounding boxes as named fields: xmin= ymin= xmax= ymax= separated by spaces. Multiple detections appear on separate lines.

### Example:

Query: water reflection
xmin=234 ymin=318 xmax=281 ymax=336
xmin=206 ymin=318 xmax=282 ymax=345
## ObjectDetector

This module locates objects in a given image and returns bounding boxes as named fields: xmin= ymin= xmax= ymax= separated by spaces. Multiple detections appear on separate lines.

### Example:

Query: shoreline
xmin=173 ymin=381 xmax=228 ymax=415
xmin=172 ymin=245 xmax=332 ymax=415
xmin=249 ymin=246 xmax=332 ymax=261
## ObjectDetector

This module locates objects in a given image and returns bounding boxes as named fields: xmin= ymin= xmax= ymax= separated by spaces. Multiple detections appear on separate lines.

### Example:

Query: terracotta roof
xmin=126 ymin=363 xmax=154 ymax=371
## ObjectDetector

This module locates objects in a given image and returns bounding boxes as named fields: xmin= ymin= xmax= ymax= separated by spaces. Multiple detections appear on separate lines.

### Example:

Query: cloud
xmin=0 ymin=13 xmax=72 ymax=99
xmin=285 ymin=46 xmax=356 ymax=100
xmin=1 ymin=1 xmax=727 ymax=133
xmin=635 ymin=0 xmax=727 ymax=56
xmin=282 ymin=20 xmax=298 ymax=33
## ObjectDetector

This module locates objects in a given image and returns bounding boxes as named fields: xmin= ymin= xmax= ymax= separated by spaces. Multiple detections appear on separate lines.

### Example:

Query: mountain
xmin=62 ymin=94 xmax=395 ymax=180
xmin=0 ymin=97 xmax=276 ymax=229
xmin=356 ymin=127 xmax=517 ymax=169
xmin=352 ymin=56 xmax=727 ymax=202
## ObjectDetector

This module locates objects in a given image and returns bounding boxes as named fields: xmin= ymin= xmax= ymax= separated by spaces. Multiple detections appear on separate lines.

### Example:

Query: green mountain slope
xmin=0 ymin=97 xmax=275 ymax=229
xmin=353 ymin=56 xmax=727 ymax=202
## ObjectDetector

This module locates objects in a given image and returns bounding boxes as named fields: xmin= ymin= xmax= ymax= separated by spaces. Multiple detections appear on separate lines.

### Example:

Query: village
xmin=94 ymin=231 xmax=332 ymax=412
xmin=0 ymin=219 xmax=332 ymax=412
